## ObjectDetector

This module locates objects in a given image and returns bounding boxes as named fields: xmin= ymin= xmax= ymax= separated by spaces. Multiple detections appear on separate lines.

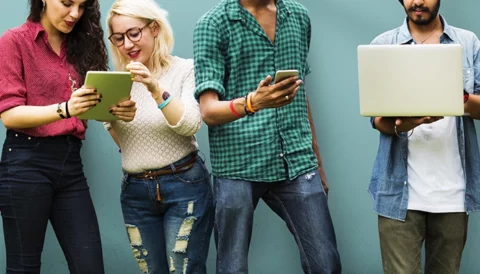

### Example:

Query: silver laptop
xmin=357 ymin=44 xmax=464 ymax=117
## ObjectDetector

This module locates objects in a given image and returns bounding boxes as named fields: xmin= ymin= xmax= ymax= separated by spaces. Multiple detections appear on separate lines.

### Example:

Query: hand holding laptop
xmin=395 ymin=116 xmax=444 ymax=132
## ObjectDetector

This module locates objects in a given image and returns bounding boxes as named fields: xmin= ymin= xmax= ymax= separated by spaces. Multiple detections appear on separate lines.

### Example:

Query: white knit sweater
xmin=105 ymin=56 xmax=201 ymax=173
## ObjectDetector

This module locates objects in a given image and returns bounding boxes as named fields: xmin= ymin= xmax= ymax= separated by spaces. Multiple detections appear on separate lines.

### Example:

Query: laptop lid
xmin=357 ymin=44 xmax=464 ymax=117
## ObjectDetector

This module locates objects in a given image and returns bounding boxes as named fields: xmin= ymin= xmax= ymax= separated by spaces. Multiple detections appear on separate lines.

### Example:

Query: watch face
xmin=162 ymin=91 xmax=170 ymax=101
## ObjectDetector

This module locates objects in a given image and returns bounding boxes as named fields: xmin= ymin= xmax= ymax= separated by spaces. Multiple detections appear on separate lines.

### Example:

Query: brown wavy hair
xmin=28 ymin=0 xmax=108 ymax=79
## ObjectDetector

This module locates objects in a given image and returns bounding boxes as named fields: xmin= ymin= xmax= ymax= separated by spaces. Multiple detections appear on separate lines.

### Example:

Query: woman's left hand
xmin=126 ymin=61 xmax=159 ymax=96
xmin=110 ymin=97 xmax=137 ymax=122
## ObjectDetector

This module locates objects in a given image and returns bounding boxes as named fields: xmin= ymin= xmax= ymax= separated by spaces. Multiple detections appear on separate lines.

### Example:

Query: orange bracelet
xmin=246 ymin=93 xmax=256 ymax=113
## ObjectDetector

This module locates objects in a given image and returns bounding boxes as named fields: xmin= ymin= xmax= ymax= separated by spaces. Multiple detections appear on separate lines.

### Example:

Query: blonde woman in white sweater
xmin=105 ymin=1 xmax=213 ymax=273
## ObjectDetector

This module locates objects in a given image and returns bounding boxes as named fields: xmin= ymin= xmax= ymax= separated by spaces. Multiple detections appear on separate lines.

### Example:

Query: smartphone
xmin=273 ymin=69 xmax=299 ymax=84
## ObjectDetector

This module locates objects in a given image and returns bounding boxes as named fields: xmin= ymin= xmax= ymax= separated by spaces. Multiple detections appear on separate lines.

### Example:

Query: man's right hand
xmin=395 ymin=116 xmax=444 ymax=132
xmin=250 ymin=75 xmax=302 ymax=111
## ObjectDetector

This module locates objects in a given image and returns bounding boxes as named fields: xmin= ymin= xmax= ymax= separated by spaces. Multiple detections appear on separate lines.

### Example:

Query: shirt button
xmin=279 ymin=153 xmax=284 ymax=158
xmin=404 ymin=181 xmax=407 ymax=185
xmin=15 ymin=134 xmax=18 ymax=137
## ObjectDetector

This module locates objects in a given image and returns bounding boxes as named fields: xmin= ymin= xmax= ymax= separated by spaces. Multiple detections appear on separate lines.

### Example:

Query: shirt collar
xmin=26 ymin=20 xmax=68 ymax=59
xmin=398 ymin=15 xmax=457 ymax=44
xmin=226 ymin=0 xmax=290 ymax=21
xmin=26 ymin=20 xmax=46 ymax=41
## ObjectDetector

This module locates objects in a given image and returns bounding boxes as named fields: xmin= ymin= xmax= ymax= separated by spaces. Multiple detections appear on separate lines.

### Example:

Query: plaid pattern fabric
xmin=193 ymin=0 xmax=317 ymax=182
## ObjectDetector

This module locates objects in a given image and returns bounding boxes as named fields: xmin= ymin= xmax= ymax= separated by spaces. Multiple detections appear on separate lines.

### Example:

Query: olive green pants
xmin=378 ymin=210 xmax=468 ymax=274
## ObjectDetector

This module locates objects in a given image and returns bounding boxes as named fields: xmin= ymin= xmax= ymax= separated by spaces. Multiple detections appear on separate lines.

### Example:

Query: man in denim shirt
xmin=369 ymin=0 xmax=480 ymax=272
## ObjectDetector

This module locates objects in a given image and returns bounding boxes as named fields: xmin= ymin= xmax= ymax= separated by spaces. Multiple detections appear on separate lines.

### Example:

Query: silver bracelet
xmin=394 ymin=124 xmax=414 ymax=139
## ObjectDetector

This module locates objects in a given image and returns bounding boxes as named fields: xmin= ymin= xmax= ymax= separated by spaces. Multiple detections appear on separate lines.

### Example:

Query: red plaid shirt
xmin=0 ymin=20 xmax=86 ymax=139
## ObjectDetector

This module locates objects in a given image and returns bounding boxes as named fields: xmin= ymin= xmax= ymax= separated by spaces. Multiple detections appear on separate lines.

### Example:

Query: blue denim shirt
xmin=369 ymin=16 xmax=480 ymax=221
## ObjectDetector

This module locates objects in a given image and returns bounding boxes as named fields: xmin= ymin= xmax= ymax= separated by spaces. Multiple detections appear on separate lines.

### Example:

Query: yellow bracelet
xmin=246 ymin=93 xmax=256 ymax=113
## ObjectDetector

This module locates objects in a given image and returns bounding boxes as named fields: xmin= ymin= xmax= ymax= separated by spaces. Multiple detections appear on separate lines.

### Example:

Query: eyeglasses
xmin=108 ymin=21 xmax=152 ymax=47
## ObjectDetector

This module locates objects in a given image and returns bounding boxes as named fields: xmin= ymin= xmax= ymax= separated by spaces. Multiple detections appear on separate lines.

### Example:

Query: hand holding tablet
xmin=77 ymin=71 xmax=133 ymax=120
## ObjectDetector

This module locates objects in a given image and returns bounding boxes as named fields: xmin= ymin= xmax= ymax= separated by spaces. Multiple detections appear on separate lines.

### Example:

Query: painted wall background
xmin=1 ymin=0 xmax=480 ymax=273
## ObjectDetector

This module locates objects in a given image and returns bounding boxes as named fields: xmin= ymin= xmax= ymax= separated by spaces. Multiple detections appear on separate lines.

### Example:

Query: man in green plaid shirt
xmin=193 ymin=0 xmax=341 ymax=273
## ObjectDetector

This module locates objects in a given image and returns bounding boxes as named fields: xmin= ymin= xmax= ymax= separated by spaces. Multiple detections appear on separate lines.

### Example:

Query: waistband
xmin=6 ymin=130 xmax=82 ymax=145
xmin=125 ymin=151 xmax=198 ymax=180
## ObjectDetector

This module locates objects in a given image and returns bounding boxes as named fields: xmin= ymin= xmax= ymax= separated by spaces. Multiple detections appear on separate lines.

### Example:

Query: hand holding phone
xmin=273 ymin=69 xmax=299 ymax=84
xmin=249 ymin=71 xmax=302 ymax=111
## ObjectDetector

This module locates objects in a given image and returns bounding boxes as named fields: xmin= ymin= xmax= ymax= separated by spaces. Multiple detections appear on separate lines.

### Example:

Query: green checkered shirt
xmin=193 ymin=0 xmax=317 ymax=182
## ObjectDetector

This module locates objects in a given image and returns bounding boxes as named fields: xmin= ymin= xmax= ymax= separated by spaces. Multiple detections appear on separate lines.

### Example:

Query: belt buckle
xmin=144 ymin=170 xmax=155 ymax=180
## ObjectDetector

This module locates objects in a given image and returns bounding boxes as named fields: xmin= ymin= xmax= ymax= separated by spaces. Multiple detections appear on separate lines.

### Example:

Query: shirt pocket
xmin=463 ymin=67 xmax=474 ymax=92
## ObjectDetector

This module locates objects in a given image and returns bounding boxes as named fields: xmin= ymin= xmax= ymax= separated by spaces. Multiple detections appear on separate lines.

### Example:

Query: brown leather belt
xmin=129 ymin=153 xmax=198 ymax=180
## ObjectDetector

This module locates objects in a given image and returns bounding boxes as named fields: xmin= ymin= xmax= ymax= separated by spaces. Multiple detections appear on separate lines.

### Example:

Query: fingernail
xmin=100 ymin=94 xmax=103 ymax=98
xmin=98 ymin=99 xmax=102 ymax=103
xmin=109 ymin=109 xmax=113 ymax=113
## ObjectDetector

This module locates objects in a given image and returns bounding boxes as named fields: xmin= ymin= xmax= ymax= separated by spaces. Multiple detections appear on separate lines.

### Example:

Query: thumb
xmin=395 ymin=118 xmax=403 ymax=126
xmin=258 ymin=75 xmax=272 ymax=88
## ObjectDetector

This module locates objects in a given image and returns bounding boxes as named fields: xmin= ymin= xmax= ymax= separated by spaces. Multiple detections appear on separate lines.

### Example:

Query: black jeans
xmin=0 ymin=130 xmax=104 ymax=274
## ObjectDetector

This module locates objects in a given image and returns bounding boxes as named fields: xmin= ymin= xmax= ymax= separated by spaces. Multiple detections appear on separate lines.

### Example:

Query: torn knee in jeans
xmin=170 ymin=203 xmax=196 ymax=273
xmin=172 ymin=201 xmax=197 ymax=254
xmin=172 ymin=216 xmax=197 ymax=253
xmin=187 ymin=201 xmax=194 ymax=215
xmin=169 ymin=257 xmax=190 ymax=274
xmin=126 ymin=224 xmax=150 ymax=273
xmin=305 ymin=172 xmax=316 ymax=181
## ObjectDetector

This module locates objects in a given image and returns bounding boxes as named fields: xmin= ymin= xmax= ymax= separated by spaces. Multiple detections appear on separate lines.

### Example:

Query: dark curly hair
xmin=28 ymin=0 xmax=108 ymax=80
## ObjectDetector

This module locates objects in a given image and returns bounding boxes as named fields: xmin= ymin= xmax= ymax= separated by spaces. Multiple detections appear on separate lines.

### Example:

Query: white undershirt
xmin=104 ymin=56 xmax=201 ymax=173
xmin=407 ymin=117 xmax=466 ymax=212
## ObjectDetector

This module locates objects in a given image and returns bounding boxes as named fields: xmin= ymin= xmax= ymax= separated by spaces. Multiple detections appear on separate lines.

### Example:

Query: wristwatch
xmin=162 ymin=91 xmax=171 ymax=101
xmin=57 ymin=103 xmax=66 ymax=119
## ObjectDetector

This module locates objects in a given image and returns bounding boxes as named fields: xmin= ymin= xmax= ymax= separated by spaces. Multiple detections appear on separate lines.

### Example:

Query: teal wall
xmin=1 ymin=0 xmax=480 ymax=273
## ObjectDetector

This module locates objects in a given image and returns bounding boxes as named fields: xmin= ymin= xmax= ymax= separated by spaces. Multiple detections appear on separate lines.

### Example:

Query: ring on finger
xmin=285 ymin=95 xmax=290 ymax=101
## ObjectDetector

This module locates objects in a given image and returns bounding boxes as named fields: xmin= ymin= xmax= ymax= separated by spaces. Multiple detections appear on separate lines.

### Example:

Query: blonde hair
xmin=106 ymin=0 xmax=174 ymax=75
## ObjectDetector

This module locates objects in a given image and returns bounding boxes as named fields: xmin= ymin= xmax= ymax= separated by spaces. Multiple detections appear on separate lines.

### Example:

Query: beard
xmin=405 ymin=0 xmax=441 ymax=26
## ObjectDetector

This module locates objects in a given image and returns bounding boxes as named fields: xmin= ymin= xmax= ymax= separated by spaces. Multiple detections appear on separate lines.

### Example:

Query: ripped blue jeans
xmin=214 ymin=169 xmax=342 ymax=274
xmin=120 ymin=153 xmax=214 ymax=274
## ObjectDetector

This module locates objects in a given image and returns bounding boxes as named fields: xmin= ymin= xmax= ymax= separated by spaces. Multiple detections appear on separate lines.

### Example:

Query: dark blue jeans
xmin=0 ymin=130 xmax=104 ymax=274
xmin=214 ymin=170 xmax=342 ymax=274
xmin=121 ymin=153 xmax=214 ymax=274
